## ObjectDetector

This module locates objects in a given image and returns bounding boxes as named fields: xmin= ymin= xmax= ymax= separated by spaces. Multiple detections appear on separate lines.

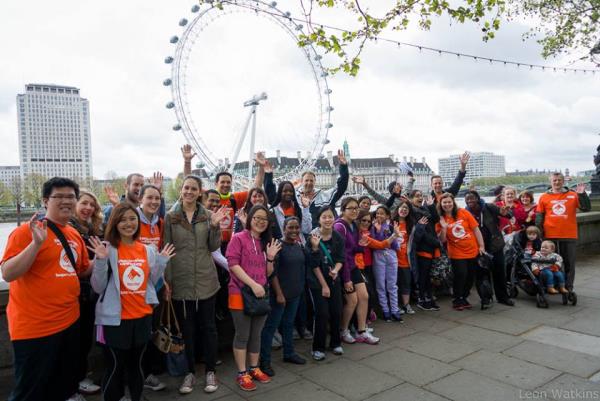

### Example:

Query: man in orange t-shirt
xmin=536 ymin=172 xmax=591 ymax=291
xmin=1 ymin=177 xmax=90 ymax=401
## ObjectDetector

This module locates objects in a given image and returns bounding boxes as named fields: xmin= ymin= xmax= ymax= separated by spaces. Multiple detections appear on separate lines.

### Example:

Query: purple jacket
xmin=333 ymin=218 xmax=363 ymax=283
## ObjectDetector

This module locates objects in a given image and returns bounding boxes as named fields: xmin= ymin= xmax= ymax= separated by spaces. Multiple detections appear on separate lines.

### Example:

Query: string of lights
xmin=216 ymin=0 xmax=600 ymax=75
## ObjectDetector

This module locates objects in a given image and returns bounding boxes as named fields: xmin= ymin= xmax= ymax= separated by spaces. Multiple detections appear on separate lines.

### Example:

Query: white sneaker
xmin=204 ymin=371 xmax=219 ymax=393
xmin=78 ymin=378 xmax=100 ymax=395
xmin=341 ymin=329 xmax=356 ymax=344
xmin=67 ymin=393 xmax=87 ymax=401
xmin=312 ymin=350 xmax=326 ymax=361
xmin=144 ymin=374 xmax=166 ymax=391
xmin=355 ymin=331 xmax=380 ymax=345
xmin=332 ymin=346 xmax=344 ymax=355
xmin=179 ymin=373 xmax=196 ymax=394
xmin=404 ymin=304 xmax=415 ymax=314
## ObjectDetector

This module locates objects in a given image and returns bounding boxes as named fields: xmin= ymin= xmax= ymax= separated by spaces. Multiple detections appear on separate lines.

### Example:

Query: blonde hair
xmin=77 ymin=189 xmax=104 ymax=235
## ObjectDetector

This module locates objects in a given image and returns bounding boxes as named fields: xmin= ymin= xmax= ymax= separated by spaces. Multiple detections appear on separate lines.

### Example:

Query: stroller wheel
xmin=562 ymin=293 xmax=568 ymax=305
xmin=569 ymin=292 xmax=577 ymax=306
xmin=536 ymin=293 xmax=549 ymax=309
xmin=509 ymin=286 xmax=518 ymax=299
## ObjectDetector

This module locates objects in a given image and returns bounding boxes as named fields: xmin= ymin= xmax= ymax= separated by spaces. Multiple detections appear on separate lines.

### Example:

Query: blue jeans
xmin=541 ymin=269 xmax=565 ymax=287
xmin=260 ymin=295 xmax=300 ymax=364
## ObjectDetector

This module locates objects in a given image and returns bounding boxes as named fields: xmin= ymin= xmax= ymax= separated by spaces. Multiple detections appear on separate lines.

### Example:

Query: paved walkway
xmin=3 ymin=255 xmax=600 ymax=401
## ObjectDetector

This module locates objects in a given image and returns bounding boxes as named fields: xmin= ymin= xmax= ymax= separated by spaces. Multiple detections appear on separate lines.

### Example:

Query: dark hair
xmin=205 ymin=189 xmax=220 ymax=197
xmin=374 ymin=205 xmax=391 ymax=217
xmin=283 ymin=216 xmax=300 ymax=230
xmin=244 ymin=187 xmax=268 ymax=213
xmin=316 ymin=205 xmax=335 ymax=221
xmin=182 ymin=175 xmax=202 ymax=190
xmin=357 ymin=209 xmax=372 ymax=225
xmin=215 ymin=171 xmax=232 ymax=183
xmin=272 ymin=181 xmax=302 ymax=221
xmin=519 ymin=190 xmax=534 ymax=203
xmin=464 ymin=190 xmax=481 ymax=200
xmin=436 ymin=192 xmax=458 ymax=219
xmin=104 ymin=203 xmax=141 ymax=247
xmin=43 ymin=177 xmax=80 ymax=199
xmin=388 ymin=181 xmax=399 ymax=194
xmin=140 ymin=184 xmax=161 ymax=199
xmin=245 ymin=204 xmax=273 ymax=249
xmin=430 ymin=175 xmax=442 ymax=182
xmin=126 ymin=173 xmax=143 ymax=185
xmin=340 ymin=196 xmax=358 ymax=212
xmin=408 ymin=189 xmax=422 ymax=199
xmin=358 ymin=195 xmax=371 ymax=207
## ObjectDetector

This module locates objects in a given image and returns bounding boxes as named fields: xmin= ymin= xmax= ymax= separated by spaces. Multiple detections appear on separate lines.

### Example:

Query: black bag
xmin=476 ymin=253 xmax=494 ymax=303
xmin=241 ymin=285 xmax=271 ymax=316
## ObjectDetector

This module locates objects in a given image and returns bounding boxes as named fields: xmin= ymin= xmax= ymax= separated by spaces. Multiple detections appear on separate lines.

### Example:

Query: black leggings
xmin=173 ymin=297 xmax=218 ymax=374
xmin=309 ymin=281 xmax=342 ymax=352
xmin=451 ymin=258 xmax=488 ymax=301
xmin=102 ymin=344 xmax=146 ymax=401
xmin=417 ymin=256 xmax=433 ymax=301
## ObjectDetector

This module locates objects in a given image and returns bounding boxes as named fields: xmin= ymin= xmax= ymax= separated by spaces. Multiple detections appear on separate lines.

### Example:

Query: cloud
xmin=0 ymin=0 xmax=598 ymax=180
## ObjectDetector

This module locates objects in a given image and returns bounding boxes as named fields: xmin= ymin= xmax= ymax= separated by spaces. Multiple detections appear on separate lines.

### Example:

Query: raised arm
xmin=446 ymin=152 xmax=469 ymax=196
xmin=329 ymin=150 xmax=350 ymax=206
xmin=353 ymin=175 xmax=386 ymax=204
xmin=181 ymin=144 xmax=196 ymax=176
xmin=576 ymin=183 xmax=591 ymax=212
xmin=1 ymin=216 xmax=46 ymax=282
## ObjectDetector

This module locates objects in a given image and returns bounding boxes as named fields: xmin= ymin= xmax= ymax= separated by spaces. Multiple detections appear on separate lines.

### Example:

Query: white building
xmin=438 ymin=152 xmax=505 ymax=183
xmin=0 ymin=166 xmax=20 ymax=187
xmin=17 ymin=84 xmax=92 ymax=183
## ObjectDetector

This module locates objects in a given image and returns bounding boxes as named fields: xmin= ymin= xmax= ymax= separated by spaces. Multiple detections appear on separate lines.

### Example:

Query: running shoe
xmin=355 ymin=331 xmax=380 ymax=345
xmin=249 ymin=367 xmax=271 ymax=384
xmin=236 ymin=373 xmax=256 ymax=392
xmin=341 ymin=329 xmax=356 ymax=344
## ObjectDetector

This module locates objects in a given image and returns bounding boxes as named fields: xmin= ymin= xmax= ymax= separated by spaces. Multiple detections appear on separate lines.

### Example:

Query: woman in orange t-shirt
xmin=394 ymin=201 xmax=415 ymax=315
xmin=89 ymin=203 xmax=174 ymax=401
xmin=436 ymin=193 xmax=486 ymax=311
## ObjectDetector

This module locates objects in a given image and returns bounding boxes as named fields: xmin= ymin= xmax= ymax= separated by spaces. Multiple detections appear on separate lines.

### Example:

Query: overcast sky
xmin=1 ymin=0 xmax=599 ymax=180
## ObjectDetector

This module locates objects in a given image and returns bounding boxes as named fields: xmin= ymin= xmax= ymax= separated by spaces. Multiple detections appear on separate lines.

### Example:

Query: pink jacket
xmin=225 ymin=230 xmax=268 ymax=296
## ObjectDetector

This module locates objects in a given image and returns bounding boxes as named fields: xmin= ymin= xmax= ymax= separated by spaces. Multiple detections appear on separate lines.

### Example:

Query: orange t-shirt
xmin=219 ymin=191 xmax=248 ymax=243
xmin=396 ymin=221 xmax=409 ymax=268
xmin=117 ymin=242 xmax=153 ymax=320
xmin=536 ymin=191 xmax=580 ymax=239
xmin=2 ymin=222 xmax=89 ymax=340
xmin=437 ymin=209 xmax=479 ymax=260
xmin=138 ymin=218 xmax=163 ymax=250
xmin=281 ymin=205 xmax=296 ymax=217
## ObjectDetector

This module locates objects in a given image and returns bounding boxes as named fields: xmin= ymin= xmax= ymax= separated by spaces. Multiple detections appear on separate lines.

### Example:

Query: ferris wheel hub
xmin=243 ymin=92 xmax=268 ymax=107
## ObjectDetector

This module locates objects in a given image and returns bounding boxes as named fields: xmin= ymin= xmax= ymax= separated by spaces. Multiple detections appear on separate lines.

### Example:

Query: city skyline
xmin=0 ymin=0 xmax=599 ymax=180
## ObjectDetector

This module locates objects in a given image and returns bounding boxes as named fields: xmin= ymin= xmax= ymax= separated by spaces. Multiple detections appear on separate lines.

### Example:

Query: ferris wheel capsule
xmin=270 ymin=2 xmax=277 ymax=7
xmin=327 ymin=106 xmax=334 ymax=112
xmin=325 ymin=89 xmax=332 ymax=94
xmin=170 ymin=36 xmax=179 ymax=44
xmin=163 ymin=79 xmax=172 ymax=86
xmin=164 ymin=56 xmax=174 ymax=64
xmin=325 ymin=123 xmax=333 ymax=128
xmin=179 ymin=18 xmax=188 ymax=26
xmin=191 ymin=5 xmax=200 ymax=12
xmin=173 ymin=124 xmax=182 ymax=131
xmin=166 ymin=102 xmax=175 ymax=109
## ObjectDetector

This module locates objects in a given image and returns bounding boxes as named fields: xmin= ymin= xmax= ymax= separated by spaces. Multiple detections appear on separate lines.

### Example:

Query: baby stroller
xmin=505 ymin=235 xmax=577 ymax=308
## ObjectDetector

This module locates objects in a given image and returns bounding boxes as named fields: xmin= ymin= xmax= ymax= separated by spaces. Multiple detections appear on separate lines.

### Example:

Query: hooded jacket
xmin=164 ymin=201 xmax=222 ymax=301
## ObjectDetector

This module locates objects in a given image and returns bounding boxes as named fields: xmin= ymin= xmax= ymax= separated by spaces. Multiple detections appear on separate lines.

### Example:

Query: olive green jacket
xmin=164 ymin=202 xmax=221 ymax=300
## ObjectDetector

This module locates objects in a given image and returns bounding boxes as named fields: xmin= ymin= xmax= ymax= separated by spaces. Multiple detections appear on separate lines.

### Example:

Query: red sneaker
xmin=249 ymin=367 xmax=271 ymax=384
xmin=236 ymin=373 xmax=256 ymax=391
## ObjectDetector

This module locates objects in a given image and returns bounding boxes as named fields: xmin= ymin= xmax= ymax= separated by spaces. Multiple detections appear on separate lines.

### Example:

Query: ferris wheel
xmin=163 ymin=0 xmax=334 ymax=186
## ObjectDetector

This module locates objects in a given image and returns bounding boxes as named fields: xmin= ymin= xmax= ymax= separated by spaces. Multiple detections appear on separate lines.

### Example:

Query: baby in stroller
xmin=532 ymin=241 xmax=568 ymax=295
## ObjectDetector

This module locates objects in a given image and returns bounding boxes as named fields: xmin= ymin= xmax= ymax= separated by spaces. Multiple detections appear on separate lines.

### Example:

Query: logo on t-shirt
xmin=220 ymin=213 xmax=232 ymax=230
xmin=58 ymin=244 xmax=78 ymax=273
xmin=551 ymin=201 xmax=567 ymax=216
xmin=122 ymin=265 xmax=145 ymax=291
xmin=451 ymin=221 xmax=467 ymax=239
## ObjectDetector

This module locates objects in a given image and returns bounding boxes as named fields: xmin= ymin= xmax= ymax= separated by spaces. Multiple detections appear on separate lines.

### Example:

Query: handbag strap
xmin=168 ymin=300 xmax=182 ymax=335
xmin=46 ymin=219 xmax=77 ymax=270
xmin=319 ymin=241 xmax=335 ymax=266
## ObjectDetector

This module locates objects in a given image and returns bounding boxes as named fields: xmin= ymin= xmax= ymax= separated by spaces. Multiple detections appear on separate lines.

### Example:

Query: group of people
xmin=0 ymin=146 xmax=591 ymax=401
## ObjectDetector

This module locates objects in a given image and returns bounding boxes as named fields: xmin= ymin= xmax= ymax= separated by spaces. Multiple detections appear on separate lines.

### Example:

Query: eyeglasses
xmin=344 ymin=206 xmax=359 ymax=211
xmin=252 ymin=216 xmax=269 ymax=223
xmin=49 ymin=194 xmax=77 ymax=201
xmin=360 ymin=219 xmax=371 ymax=223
